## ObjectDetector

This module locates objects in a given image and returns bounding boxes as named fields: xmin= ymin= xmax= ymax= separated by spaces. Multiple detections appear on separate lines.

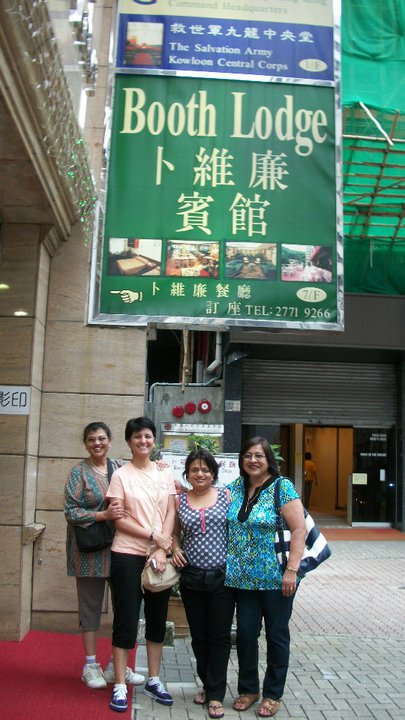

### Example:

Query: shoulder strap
xmin=273 ymin=475 xmax=290 ymax=511
xmin=106 ymin=458 xmax=115 ymax=483
xmin=273 ymin=476 xmax=289 ymax=568
xmin=146 ymin=472 xmax=161 ymax=557
xmin=273 ymin=476 xmax=281 ymax=511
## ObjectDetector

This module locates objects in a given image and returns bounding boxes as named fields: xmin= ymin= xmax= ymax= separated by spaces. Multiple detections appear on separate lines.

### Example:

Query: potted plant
xmin=188 ymin=433 xmax=220 ymax=454
xmin=167 ymin=581 xmax=189 ymax=638
xmin=271 ymin=444 xmax=283 ymax=463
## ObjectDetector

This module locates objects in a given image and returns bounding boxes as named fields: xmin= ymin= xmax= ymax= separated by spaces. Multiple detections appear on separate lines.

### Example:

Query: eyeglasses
xmin=87 ymin=436 xmax=108 ymax=444
xmin=243 ymin=453 xmax=266 ymax=460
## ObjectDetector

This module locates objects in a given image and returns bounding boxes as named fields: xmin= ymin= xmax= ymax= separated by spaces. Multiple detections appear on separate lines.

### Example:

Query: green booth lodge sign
xmin=95 ymin=73 xmax=342 ymax=330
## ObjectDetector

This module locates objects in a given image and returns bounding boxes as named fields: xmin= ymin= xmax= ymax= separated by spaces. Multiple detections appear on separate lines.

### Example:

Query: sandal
xmin=258 ymin=698 xmax=281 ymax=717
xmin=193 ymin=690 xmax=206 ymax=705
xmin=208 ymin=701 xmax=225 ymax=718
xmin=232 ymin=693 xmax=260 ymax=711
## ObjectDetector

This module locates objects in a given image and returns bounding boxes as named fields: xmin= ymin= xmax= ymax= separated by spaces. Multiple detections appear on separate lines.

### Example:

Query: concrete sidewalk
xmin=131 ymin=540 xmax=405 ymax=720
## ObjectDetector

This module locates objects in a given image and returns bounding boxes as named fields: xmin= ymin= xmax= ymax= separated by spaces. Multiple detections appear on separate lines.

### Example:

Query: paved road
xmin=133 ymin=540 xmax=405 ymax=719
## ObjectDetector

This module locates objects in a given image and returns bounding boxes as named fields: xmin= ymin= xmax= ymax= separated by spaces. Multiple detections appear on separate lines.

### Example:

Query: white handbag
xmin=141 ymin=561 xmax=180 ymax=593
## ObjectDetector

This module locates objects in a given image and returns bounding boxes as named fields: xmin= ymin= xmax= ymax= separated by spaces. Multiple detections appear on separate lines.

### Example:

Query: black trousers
xmin=180 ymin=580 xmax=235 ymax=702
xmin=304 ymin=480 xmax=313 ymax=508
xmin=110 ymin=551 xmax=171 ymax=649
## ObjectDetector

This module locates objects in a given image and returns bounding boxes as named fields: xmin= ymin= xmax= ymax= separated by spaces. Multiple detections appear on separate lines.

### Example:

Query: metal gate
xmin=242 ymin=360 xmax=397 ymax=427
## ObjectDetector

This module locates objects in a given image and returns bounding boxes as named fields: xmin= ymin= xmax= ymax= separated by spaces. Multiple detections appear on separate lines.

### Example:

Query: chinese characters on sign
xmin=0 ymin=386 xmax=31 ymax=415
xmin=92 ymin=0 xmax=342 ymax=330
xmin=99 ymin=75 xmax=339 ymax=327
xmin=116 ymin=0 xmax=334 ymax=81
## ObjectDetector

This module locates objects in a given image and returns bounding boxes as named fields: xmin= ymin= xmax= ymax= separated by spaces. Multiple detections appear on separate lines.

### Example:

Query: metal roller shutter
xmin=242 ymin=360 xmax=396 ymax=427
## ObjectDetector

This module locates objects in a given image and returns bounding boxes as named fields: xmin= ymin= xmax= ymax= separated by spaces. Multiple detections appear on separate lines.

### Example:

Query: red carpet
xmin=321 ymin=527 xmax=405 ymax=541
xmin=0 ymin=631 xmax=137 ymax=720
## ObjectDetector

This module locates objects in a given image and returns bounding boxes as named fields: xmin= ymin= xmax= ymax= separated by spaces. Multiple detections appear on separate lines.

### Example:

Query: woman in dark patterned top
xmin=172 ymin=449 xmax=235 ymax=720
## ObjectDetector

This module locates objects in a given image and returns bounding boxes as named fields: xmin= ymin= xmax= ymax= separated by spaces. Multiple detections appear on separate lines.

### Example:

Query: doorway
xmin=350 ymin=427 xmax=396 ymax=525
xmin=303 ymin=425 xmax=395 ymax=526
xmin=303 ymin=426 xmax=352 ymax=526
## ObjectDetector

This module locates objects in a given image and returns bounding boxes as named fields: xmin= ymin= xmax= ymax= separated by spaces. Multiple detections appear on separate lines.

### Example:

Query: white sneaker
xmin=81 ymin=662 xmax=107 ymax=689
xmin=104 ymin=661 xmax=145 ymax=685
xmin=125 ymin=667 xmax=146 ymax=685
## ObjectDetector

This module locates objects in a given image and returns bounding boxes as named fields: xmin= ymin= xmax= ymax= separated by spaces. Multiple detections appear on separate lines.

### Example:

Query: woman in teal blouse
xmin=226 ymin=437 xmax=306 ymax=718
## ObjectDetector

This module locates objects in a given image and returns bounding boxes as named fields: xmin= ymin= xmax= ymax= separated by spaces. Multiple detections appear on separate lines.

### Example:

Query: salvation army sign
xmin=115 ymin=0 xmax=334 ymax=83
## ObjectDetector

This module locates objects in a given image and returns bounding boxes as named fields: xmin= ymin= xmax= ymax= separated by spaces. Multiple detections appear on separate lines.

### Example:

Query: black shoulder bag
xmin=75 ymin=458 xmax=116 ymax=553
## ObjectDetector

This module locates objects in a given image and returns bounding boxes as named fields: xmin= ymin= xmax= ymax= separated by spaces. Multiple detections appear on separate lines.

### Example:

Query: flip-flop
xmin=208 ymin=702 xmax=225 ymax=718
xmin=232 ymin=693 xmax=260 ymax=711
xmin=258 ymin=698 xmax=281 ymax=717
xmin=193 ymin=690 xmax=206 ymax=705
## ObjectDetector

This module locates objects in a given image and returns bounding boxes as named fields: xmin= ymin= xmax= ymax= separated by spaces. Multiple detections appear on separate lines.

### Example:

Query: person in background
xmin=172 ymin=449 xmax=235 ymax=720
xmin=64 ymin=422 xmax=145 ymax=690
xmin=106 ymin=417 xmax=177 ymax=713
xmin=226 ymin=437 xmax=306 ymax=718
xmin=304 ymin=451 xmax=318 ymax=508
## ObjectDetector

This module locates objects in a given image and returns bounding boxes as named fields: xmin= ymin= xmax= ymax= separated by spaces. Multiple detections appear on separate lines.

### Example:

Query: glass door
xmin=352 ymin=428 xmax=396 ymax=524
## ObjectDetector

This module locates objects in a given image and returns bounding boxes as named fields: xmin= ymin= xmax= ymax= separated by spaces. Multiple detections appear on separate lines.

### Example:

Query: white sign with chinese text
xmin=162 ymin=451 xmax=239 ymax=488
xmin=0 ymin=386 xmax=31 ymax=415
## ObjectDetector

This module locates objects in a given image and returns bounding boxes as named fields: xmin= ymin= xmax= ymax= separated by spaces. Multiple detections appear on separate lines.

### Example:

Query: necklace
xmin=244 ymin=478 xmax=270 ymax=512
xmin=89 ymin=459 xmax=108 ymax=475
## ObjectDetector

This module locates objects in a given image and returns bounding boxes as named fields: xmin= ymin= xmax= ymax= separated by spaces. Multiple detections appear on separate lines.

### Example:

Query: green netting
xmin=342 ymin=0 xmax=405 ymax=113
xmin=341 ymin=0 xmax=405 ymax=294
xmin=344 ymin=241 xmax=405 ymax=295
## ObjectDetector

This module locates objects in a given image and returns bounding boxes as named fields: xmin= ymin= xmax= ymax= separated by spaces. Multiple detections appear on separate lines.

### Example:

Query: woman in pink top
xmin=106 ymin=417 xmax=177 ymax=713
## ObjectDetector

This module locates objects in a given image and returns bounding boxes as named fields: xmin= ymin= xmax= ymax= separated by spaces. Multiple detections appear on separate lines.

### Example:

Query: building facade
xmin=0 ymin=1 xmax=147 ymax=640
xmin=0 ymin=1 xmax=404 ymax=642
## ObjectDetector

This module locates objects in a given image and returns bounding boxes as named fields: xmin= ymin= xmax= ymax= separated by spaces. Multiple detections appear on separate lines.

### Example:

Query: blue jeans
xmin=235 ymin=588 xmax=295 ymax=700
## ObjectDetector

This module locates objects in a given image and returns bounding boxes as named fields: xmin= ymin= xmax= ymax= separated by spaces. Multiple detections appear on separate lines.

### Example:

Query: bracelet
xmin=286 ymin=565 xmax=298 ymax=573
